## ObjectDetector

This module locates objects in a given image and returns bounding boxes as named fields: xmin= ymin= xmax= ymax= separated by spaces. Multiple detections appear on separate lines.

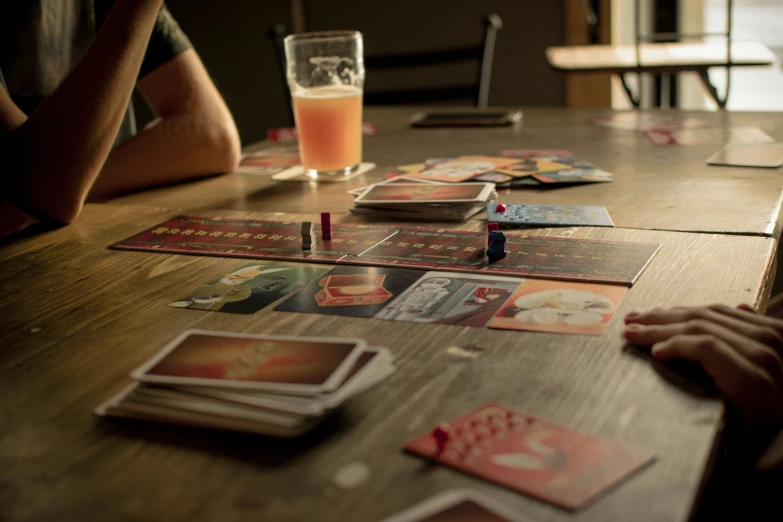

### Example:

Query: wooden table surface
xmin=1 ymin=203 xmax=777 ymax=522
xmin=112 ymin=107 xmax=783 ymax=238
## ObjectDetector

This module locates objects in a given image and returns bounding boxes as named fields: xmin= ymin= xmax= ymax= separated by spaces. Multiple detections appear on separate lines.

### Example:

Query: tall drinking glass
xmin=284 ymin=31 xmax=365 ymax=178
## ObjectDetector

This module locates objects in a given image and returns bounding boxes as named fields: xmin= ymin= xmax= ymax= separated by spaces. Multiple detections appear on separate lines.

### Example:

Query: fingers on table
xmin=651 ymin=334 xmax=781 ymax=420
xmin=625 ymin=305 xmax=783 ymax=357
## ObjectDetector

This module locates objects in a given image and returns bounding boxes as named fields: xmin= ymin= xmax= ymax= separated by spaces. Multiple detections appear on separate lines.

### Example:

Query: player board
xmin=110 ymin=216 xmax=661 ymax=285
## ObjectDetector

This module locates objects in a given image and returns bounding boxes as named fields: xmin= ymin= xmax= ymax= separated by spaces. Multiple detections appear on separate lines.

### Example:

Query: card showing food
xmin=404 ymin=156 xmax=521 ymax=182
xmin=236 ymin=147 xmax=301 ymax=174
xmin=405 ymin=404 xmax=655 ymax=511
xmin=353 ymin=183 xmax=495 ymax=204
xmin=487 ymin=203 xmax=614 ymax=228
xmin=131 ymin=330 xmax=367 ymax=393
xmin=487 ymin=279 xmax=627 ymax=335
xmin=378 ymin=489 xmax=533 ymax=522
xmin=275 ymin=265 xmax=424 ymax=318
xmin=168 ymin=262 xmax=331 ymax=314
xmin=376 ymin=272 xmax=522 ymax=327
xmin=532 ymin=168 xmax=613 ymax=184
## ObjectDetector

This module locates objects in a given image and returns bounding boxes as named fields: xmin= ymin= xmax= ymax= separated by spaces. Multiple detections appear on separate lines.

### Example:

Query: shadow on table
xmin=622 ymin=343 xmax=720 ymax=399
xmin=95 ymin=409 xmax=356 ymax=468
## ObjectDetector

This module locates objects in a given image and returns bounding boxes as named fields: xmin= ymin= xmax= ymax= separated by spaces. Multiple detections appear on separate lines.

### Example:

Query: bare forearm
xmin=5 ymin=0 xmax=165 ymax=223
xmin=89 ymin=110 xmax=239 ymax=200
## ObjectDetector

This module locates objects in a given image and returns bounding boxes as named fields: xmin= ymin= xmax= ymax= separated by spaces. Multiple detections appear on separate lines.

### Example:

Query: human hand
xmin=623 ymin=304 xmax=783 ymax=429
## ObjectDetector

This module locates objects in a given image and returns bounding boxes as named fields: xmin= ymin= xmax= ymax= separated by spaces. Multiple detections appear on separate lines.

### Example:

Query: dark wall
xmin=163 ymin=0 xmax=565 ymax=145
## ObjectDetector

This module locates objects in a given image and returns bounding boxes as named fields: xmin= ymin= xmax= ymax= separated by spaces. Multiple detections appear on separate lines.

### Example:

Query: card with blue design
xmin=486 ymin=203 xmax=614 ymax=228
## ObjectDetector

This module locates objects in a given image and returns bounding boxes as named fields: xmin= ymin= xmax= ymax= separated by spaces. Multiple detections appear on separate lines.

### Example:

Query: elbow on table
xmin=207 ymin=122 xmax=241 ymax=174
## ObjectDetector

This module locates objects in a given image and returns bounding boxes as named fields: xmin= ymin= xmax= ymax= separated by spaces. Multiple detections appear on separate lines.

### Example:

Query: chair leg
xmin=619 ymin=73 xmax=642 ymax=108
xmin=697 ymin=70 xmax=729 ymax=110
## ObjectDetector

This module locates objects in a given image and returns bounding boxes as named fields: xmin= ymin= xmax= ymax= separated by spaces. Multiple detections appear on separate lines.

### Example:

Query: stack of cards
xmin=95 ymin=330 xmax=394 ymax=437
xmin=349 ymin=177 xmax=497 ymax=221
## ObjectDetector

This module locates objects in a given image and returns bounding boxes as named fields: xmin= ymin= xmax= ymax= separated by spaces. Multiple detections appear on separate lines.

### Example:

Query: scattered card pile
xmin=383 ymin=151 xmax=613 ymax=190
xmin=95 ymin=330 xmax=394 ymax=437
xmin=348 ymin=176 xmax=497 ymax=221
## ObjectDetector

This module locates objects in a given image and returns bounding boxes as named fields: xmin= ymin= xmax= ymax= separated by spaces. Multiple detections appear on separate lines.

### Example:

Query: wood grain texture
xmin=0 ymin=204 xmax=776 ymax=522
xmin=111 ymin=107 xmax=783 ymax=239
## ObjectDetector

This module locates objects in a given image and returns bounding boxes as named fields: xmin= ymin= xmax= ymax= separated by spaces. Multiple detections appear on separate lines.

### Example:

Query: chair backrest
xmin=268 ymin=14 xmax=502 ymax=111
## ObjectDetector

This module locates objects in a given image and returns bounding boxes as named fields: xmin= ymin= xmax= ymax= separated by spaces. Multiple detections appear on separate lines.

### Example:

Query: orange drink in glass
xmin=284 ymin=31 xmax=365 ymax=178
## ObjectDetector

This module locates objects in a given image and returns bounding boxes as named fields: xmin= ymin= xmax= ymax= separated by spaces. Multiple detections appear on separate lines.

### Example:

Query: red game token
xmin=433 ymin=424 xmax=450 ymax=454
xmin=496 ymin=204 xmax=507 ymax=212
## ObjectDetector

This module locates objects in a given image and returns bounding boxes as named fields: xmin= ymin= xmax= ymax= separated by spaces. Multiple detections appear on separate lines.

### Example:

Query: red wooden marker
xmin=433 ymin=424 xmax=450 ymax=455
xmin=320 ymin=212 xmax=332 ymax=240
xmin=487 ymin=223 xmax=499 ymax=247
xmin=495 ymin=203 xmax=507 ymax=212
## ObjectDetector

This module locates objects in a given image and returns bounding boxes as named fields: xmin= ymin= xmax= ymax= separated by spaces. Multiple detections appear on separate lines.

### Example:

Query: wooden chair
xmin=546 ymin=0 xmax=774 ymax=109
xmin=269 ymin=14 xmax=502 ymax=110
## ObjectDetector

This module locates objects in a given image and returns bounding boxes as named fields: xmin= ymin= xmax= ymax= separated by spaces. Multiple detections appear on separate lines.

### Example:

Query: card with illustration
xmin=533 ymin=168 xmax=613 ymax=184
xmin=487 ymin=279 xmax=627 ymax=335
xmin=236 ymin=147 xmax=300 ymax=174
xmin=487 ymin=203 xmax=614 ymax=227
xmin=501 ymin=149 xmax=573 ymax=158
xmin=353 ymin=183 xmax=494 ymax=204
xmin=378 ymin=489 xmax=533 ymax=522
xmin=275 ymin=265 xmax=424 ymax=318
xmin=496 ymin=158 xmax=573 ymax=178
xmin=347 ymin=176 xmax=445 ymax=197
xmin=404 ymin=156 xmax=521 ymax=182
xmin=405 ymin=404 xmax=655 ymax=511
xmin=376 ymin=272 xmax=522 ymax=327
xmin=168 ymin=262 xmax=331 ymax=314
xmin=131 ymin=330 xmax=367 ymax=393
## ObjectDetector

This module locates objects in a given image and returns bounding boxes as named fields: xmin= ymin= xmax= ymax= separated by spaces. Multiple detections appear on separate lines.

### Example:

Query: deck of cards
xmin=95 ymin=330 xmax=394 ymax=437
xmin=349 ymin=177 xmax=497 ymax=221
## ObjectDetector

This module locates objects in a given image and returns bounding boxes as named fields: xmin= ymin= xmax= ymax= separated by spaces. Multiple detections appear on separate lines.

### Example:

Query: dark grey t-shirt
xmin=0 ymin=0 xmax=192 ymax=144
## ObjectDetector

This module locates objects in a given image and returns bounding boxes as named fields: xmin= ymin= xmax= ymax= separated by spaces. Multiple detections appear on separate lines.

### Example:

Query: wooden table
xmin=112 ymin=107 xmax=783 ymax=238
xmin=0 ymin=203 xmax=776 ymax=522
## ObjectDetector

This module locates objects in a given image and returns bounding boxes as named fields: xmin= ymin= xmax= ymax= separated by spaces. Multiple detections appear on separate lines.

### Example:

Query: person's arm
xmin=0 ymin=0 xmax=165 ymax=225
xmin=87 ymin=48 xmax=241 ymax=201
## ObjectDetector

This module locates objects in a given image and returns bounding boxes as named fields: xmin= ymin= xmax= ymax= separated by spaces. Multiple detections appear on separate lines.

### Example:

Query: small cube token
xmin=320 ymin=212 xmax=332 ymax=240
xmin=301 ymin=221 xmax=315 ymax=250
xmin=433 ymin=424 xmax=451 ymax=455
xmin=486 ymin=223 xmax=499 ymax=246
xmin=495 ymin=203 xmax=507 ymax=212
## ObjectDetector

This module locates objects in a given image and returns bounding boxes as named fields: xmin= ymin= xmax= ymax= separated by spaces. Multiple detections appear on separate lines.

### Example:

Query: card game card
xmin=706 ymin=143 xmax=783 ymax=168
xmin=267 ymin=122 xmax=377 ymax=142
xmin=131 ymin=330 xmax=367 ymax=393
xmin=378 ymin=489 xmax=532 ymax=522
xmin=376 ymin=272 xmax=522 ymax=327
xmin=405 ymin=404 xmax=655 ymax=511
xmin=588 ymin=112 xmax=709 ymax=132
xmin=168 ymin=262 xmax=331 ymax=314
xmin=487 ymin=203 xmax=614 ymax=228
xmin=404 ymin=156 xmax=521 ymax=183
xmin=353 ymin=183 xmax=494 ymax=204
xmin=487 ymin=279 xmax=627 ymax=335
xmin=236 ymin=147 xmax=300 ymax=174
xmin=348 ymin=176 xmax=445 ymax=197
xmin=501 ymin=150 xmax=572 ymax=158
xmin=495 ymin=158 xmax=572 ymax=178
xmin=646 ymin=126 xmax=774 ymax=146
xmin=275 ymin=265 xmax=424 ymax=318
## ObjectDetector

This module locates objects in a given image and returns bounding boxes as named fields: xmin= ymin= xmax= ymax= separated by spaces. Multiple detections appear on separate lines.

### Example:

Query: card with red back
xmin=405 ymin=403 xmax=655 ymax=511
xmin=378 ymin=489 xmax=533 ymax=522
